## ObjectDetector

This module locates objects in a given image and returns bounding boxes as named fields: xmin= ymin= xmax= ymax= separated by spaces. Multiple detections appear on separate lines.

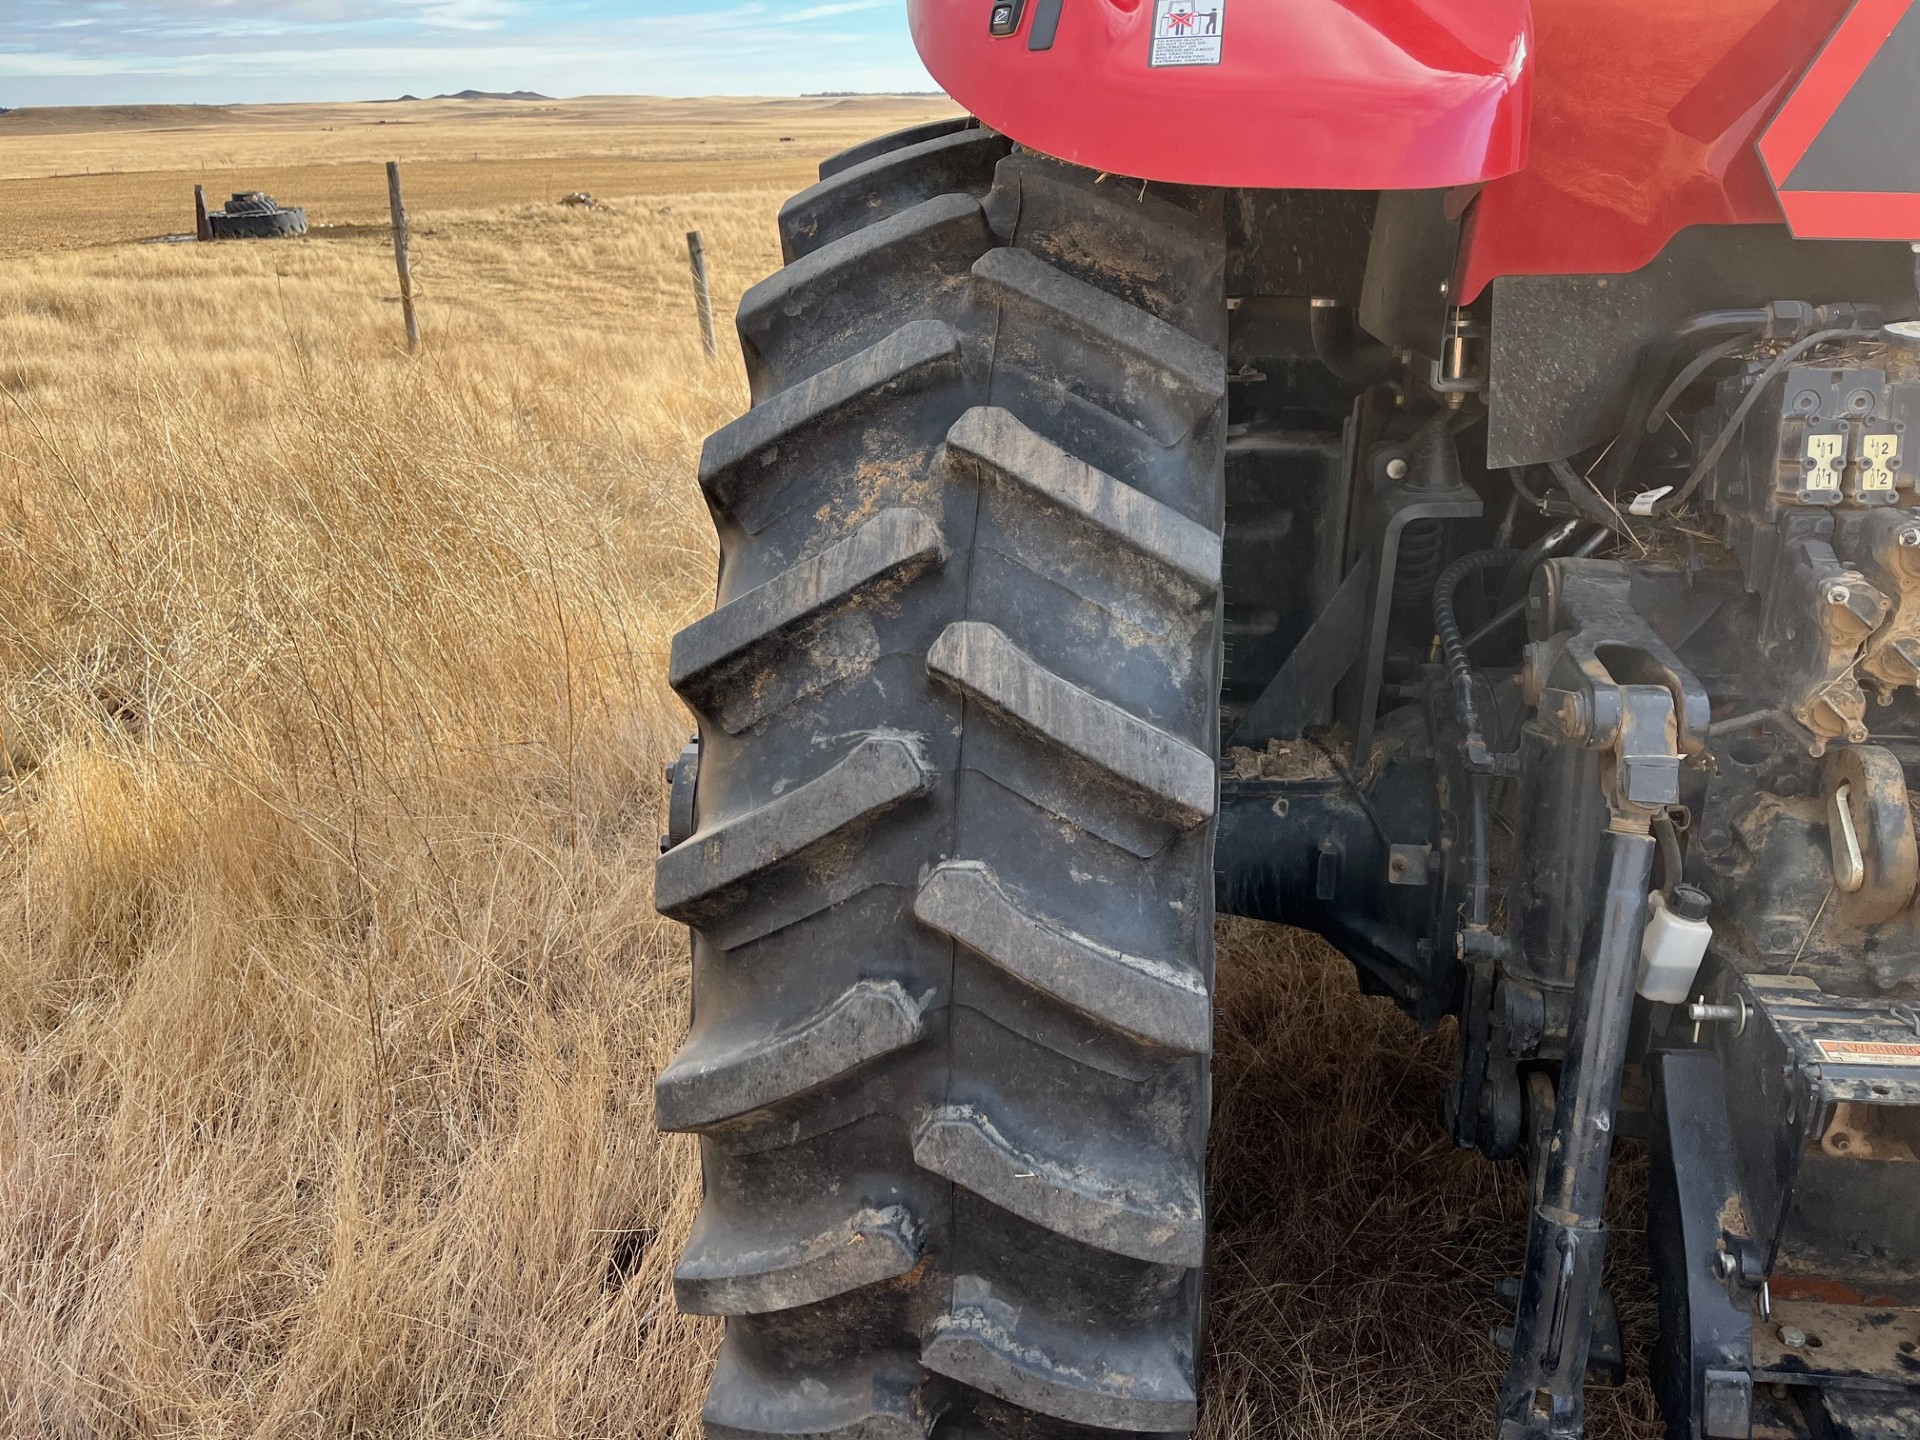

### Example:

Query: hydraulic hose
xmin=1436 ymin=550 xmax=1527 ymax=945
xmin=1468 ymin=772 xmax=1494 ymax=931
xmin=1550 ymin=459 xmax=1632 ymax=535
xmin=1467 ymin=527 xmax=1610 ymax=654
xmin=1644 ymin=337 xmax=1746 ymax=434
xmin=1509 ymin=465 xmax=1572 ymax=519
xmin=1497 ymin=517 xmax=1581 ymax=612
xmin=1599 ymin=308 xmax=1768 ymax=498
xmin=1652 ymin=811 xmax=1684 ymax=895
xmin=1652 ymin=327 xmax=1875 ymax=515
xmin=1434 ymin=548 xmax=1520 ymax=773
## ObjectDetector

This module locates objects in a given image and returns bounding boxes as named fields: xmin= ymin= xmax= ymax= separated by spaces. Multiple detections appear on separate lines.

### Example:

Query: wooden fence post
xmin=387 ymin=161 xmax=420 ymax=353
xmin=687 ymin=230 xmax=718 ymax=362
xmin=194 ymin=185 xmax=212 ymax=242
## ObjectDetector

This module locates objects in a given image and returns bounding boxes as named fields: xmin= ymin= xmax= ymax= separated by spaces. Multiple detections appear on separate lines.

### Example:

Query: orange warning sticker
xmin=1815 ymin=1038 xmax=1920 ymax=1067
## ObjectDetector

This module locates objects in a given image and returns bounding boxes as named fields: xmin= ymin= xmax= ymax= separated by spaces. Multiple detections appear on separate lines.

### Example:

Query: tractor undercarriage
xmin=656 ymin=93 xmax=1920 ymax=1436
xmin=1220 ymin=207 xmax=1920 ymax=1439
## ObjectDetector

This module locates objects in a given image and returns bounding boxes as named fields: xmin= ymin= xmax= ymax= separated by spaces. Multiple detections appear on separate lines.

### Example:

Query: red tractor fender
xmin=1457 ymin=0 xmax=1860 ymax=298
xmin=907 ymin=0 xmax=1534 ymax=191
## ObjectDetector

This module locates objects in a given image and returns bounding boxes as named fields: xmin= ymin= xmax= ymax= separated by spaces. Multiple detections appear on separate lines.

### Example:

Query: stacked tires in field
xmin=208 ymin=191 xmax=309 ymax=240
xmin=655 ymin=120 xmax=1227 ymax=1438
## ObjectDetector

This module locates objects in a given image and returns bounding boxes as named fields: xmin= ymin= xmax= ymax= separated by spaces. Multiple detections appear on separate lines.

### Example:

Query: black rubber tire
xmin=656 ymin=124 xmax=1227 ymax=1440
xmin=209 ymin=208 xmax=308 ymax=240
xmin=817 ymin=119 xmax=981 ymax=183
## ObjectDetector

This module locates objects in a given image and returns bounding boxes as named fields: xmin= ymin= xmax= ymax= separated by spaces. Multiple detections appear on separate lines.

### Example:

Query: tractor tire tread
xmin=785 ymin=127 xmax=1009 ymax=261
xmin=818 ymin=118 xmax=981 ymax=181
xmin=662 ymin=144 xmax=1223 ymax=1440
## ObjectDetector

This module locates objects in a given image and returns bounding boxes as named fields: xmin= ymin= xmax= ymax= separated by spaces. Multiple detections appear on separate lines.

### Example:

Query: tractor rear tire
xmin=656 ymin=127 xmax=1228 ymax=1439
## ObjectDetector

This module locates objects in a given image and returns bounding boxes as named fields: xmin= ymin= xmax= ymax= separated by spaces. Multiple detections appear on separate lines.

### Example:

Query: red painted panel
xmin=1457 ymin=0 xmax=1853 ymax=297
xmin=911 ymin=0 xmax=1883 ymax=292
xmin=1760 ymin=0 xmax=1909 ymax=179
xmin=906 ymin=0 xmax=1533 ymax=191
xmin=1760 ymin=0 xmax=1920 ymax=240
xmin=1777 ymin=189 xmax=1920 ymax=240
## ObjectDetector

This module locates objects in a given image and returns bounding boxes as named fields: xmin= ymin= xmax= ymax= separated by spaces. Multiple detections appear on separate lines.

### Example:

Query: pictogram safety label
xmin=1150 ymin=0 xmax=1224 ymax=67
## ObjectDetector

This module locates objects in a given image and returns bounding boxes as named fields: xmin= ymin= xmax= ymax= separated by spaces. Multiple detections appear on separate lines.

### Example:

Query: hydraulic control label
xmin=1815 ymin=1038 xmax=1920 ymax=1067
xmin=1863 ymin=433 xmax=1900 ymax=493
xmin=1807 ymin=433 xmax=1846 ymax=493
xmin=1150 ymin=0 xmax=1224 ymax=66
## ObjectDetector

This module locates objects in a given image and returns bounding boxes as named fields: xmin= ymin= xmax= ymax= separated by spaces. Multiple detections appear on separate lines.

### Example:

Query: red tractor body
xmin=908 ymin=0 xmax=1534 ymax=192
xmin=912 ymin=0 xmax=1912 ymax=295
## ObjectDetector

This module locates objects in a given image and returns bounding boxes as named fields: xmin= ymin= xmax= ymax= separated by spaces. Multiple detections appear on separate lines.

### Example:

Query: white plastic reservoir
xmin=1638 ymin=884 xmax=1714 ymax=1005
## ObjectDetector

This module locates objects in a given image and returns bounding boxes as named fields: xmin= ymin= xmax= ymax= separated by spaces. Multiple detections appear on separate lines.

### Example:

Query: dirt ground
xmin=0 ymin=96 xmax=1664 ymax=1438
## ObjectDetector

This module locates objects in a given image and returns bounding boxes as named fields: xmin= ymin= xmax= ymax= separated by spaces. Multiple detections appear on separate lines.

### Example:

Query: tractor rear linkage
xmin=1218 ymin=392 xmax=1920 ymax=1438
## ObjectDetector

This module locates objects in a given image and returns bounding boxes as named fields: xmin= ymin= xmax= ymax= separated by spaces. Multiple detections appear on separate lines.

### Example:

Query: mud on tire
xmin=656 ymin=125 xmax=1228 ymax=1439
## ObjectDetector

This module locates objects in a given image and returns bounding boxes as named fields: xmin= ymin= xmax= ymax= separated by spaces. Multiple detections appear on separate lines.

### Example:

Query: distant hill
xmin=0 ymin=103 xmax=243 ymax=134
xmin=382 ymin=90 xmax=553 ymax=103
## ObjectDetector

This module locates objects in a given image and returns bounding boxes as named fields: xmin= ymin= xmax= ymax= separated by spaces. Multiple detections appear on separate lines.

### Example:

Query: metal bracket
xmin=1525 ymin=559 xmax=1711 ymax=819
xmin=1649 ymin=1051 xmax=1755 ymax=1440
xmin=1231 ymin=555 xmax=1373 ymax=747
xmin=1350 ymin=478 xmax=1483 ymax=763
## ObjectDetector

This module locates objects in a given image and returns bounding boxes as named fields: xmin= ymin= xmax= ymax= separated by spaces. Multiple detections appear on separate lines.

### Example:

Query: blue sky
xmin=0 ymin=1 xmax=938 ymax=106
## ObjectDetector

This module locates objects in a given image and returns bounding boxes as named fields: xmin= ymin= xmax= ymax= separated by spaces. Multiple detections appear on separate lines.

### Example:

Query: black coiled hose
xmin=1435 ymin=548 xmax=1523 ymax=933
xmin=1434 ymin=548 xmax=1520 ymax=770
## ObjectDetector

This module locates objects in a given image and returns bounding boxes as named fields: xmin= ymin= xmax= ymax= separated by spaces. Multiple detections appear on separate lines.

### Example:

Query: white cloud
xmin=0 ymin=0 xmax=937 ymax=102
xmin=786 ymin=1 xmax=894 ymax=19
xmin=409 ymin=0 xmax=522 ymax=32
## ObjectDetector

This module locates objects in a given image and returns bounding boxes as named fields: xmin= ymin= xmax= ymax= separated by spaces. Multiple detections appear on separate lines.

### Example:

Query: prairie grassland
xmin=0 ymin=100 xmax=1662 ymax=1439
xmin=0 ymin=96 xmax=958 ymax=257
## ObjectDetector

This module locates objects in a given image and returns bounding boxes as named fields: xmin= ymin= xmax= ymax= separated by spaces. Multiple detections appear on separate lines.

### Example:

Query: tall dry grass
xmin=0 ymin=189 xmax=767 ymax=1437
xmin=0 ymin=117 xmax=1665 ymax=1438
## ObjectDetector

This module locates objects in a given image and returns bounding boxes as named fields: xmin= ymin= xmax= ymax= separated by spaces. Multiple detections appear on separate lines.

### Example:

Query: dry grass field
xmin=0 ymin=97 xmax=1664 ymax=1439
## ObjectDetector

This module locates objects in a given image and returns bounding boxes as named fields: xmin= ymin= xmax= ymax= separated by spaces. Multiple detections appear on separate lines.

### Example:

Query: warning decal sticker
xmin=1758 ymin=0 xmax=1920 ymax=240
xmin=1815 ymin=1037 xmax=1920 ymax=1067
xmin=1151 ymin=0 xmax=1224 ymax=67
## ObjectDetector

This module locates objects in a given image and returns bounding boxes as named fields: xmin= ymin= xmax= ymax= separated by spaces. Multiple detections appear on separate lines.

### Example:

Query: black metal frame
xmin=1215 ymin=208 xmax=1920 ymax=1440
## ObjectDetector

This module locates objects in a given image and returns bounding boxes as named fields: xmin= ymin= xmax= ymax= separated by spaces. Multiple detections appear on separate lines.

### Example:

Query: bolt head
xmin=1714 ymin=1249 xmax=1738 ymax=1280
xmin=1555 ymin=692 xmax=1590 ymax=741
xmin=1386 ymin=457 xmax=1410 ymax=482
xmin=1899 ymin=527 xmax=1920 ymax=549
xmin=1828 ymin=583 xmax=1853 ymax=605
xmin=1781 ymin=1325 xmax=1808 ymax=1349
